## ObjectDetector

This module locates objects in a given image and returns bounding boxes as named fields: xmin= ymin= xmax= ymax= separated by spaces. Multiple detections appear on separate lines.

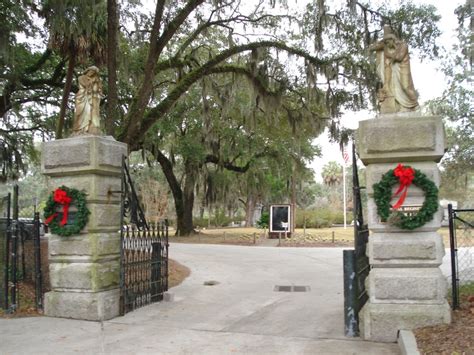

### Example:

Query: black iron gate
xmin=448 ymin=204 xmax=473 ymax=310
xmin=1 ymin=185 xmax=44 ymax=313
xmin=120 ymin=157 xmax=169 ymax=315
xmin=343 ymin=144 xmax=370 ymax=337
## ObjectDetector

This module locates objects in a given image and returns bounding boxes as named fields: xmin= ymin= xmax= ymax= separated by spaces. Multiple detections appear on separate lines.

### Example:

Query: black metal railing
xmin=448 ymin=204 xmax=473 ymax=310
xmin=343 ymin=143 xmax=370 ymax=337
xmin=1 ymin=186 xmax=44 ymax=313
xmin=119 ymin=156 xmax=169 ymax=315
xmin=121 ymin=156 xmax=148 ymax=231
xmin=120 ymin=223 xmax=169 ymax=315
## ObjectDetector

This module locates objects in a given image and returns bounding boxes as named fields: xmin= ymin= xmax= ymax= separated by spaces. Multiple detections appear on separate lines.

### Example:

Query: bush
xmin=193 ymin=217 xmax=209 ymax=228
xmin=193 ymin=213 xmax=234 ymax=228
xmin=256 ymin=212 xmax=269 ymax=229
xmin=295 ymin=208 xmax=346 ymax=228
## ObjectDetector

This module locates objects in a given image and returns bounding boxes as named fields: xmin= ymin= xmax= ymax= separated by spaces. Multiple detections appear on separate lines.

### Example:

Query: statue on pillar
xmin=72 ymin=66 xmax=103 ymax=135
xmin=369 ymin=26 xmax=419 ymax=114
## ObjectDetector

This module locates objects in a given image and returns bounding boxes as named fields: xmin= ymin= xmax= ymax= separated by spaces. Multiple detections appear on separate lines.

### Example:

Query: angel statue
xmin=72 ymin=66 xmax=103 ymax=135
xmin=369 ymin=26 xmax=419 ymax=114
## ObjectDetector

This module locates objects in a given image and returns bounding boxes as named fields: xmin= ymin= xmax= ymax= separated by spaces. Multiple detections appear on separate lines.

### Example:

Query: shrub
xmin=256 ymin=212 xmax=269 ymax=229
xmin=295 ymin=208 xmax=346 ymax=228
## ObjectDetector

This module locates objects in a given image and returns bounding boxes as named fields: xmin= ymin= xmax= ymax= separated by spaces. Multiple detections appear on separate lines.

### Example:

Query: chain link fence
xmin=448 ymin=205 xmax=474 ymax=309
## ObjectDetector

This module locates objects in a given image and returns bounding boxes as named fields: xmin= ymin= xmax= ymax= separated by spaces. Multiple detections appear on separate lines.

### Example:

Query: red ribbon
xmin=45 ymin=188 xmax=72 ymax=226
xmin=392 ymin=164 xmax=414 ymax=209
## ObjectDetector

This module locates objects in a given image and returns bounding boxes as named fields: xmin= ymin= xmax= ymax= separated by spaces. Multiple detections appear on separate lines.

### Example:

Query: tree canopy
xmin=0 ymin=0 xmax=445 ymax=233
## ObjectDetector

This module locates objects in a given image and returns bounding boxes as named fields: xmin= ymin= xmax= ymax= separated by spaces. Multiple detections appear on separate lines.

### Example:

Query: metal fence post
xmin=33 ymin=212 xmax=43 ymax=310
xmin=10 ymin=185 xmax=19 ymax=312
xmin=3 ymin=193 xmax=11 ymax=310
xmin=343 ymin=250 xmax=358 ymax=337
xmin=448 ymin=204 xmax=459 ymax=309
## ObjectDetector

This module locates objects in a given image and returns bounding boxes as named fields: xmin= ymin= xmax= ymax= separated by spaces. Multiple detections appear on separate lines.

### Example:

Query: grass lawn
xmin=168 ymin=226 xmax=454 ymax=247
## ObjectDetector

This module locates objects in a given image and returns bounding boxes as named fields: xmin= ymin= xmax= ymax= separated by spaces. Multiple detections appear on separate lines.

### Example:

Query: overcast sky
xmin=310 ymin=0 xmax=464 ymax=181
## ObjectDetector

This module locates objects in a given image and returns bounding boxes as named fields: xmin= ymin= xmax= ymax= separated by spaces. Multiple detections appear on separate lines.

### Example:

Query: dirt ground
xmin=414 ymin=289 xmax=474 ymax=354
xmin=168 ymin=258 xmax=191 ymax=289
xmin=1 ymin=258 xmax=191 ymax=319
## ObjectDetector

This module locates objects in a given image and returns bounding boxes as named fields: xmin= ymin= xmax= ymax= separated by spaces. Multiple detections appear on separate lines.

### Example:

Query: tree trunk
xmin=156 ymin=150 xmax=196 ymax=236
xmin=290 ymin=174 xmax=296 ymax=233
xmin=106 ymin=0 xmax=119 ymax=135
xmin=245 ymin=194 xmax=255 ymax=227
xmin=178 ymin=161 xmax=196 ymax=236
xmin=56 ymin=56 xmax=75 ymax=139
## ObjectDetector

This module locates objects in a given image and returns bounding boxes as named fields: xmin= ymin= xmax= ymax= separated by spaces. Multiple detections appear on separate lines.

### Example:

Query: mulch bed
xmin=414 ymin=294 xmax=474 ymax=354
xmin=1 ymin=259 xmax=191 ymax=319
xmin=0 ymin=282 xmax=43 ymax=318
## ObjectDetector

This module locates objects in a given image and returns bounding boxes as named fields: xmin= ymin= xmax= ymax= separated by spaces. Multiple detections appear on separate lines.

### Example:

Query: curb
xmin=398 ymin=329 xmax=421 ymax=355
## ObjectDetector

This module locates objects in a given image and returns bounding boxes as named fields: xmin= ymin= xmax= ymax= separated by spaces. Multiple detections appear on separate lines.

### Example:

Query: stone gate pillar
xmin=41 ymin=135 xmax=127 ymax=321
xmin=357 ymin=114 xmax=451 ymax=342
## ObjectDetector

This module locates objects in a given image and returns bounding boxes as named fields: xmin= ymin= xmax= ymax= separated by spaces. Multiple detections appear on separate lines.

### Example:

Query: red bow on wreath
xmin=392 ymin=163 xmax=414 ymax=209
xmin=45 ymin=188 xmax=72 ymax=226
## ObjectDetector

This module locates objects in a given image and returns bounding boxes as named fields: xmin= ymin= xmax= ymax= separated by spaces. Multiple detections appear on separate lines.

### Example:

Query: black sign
xmin=270 ymin=205 xmax=290 ymax=232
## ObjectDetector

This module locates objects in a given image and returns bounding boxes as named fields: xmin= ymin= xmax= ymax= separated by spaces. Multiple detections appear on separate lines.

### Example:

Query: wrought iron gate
xmin=120 ymin=157 xmax=169 ymax=315
xmin=343 ymin=144 xmax=370 ymax=337
xmin=448 ymin=204 xmax=473 ymax=310
xmin=1 ymin=185 xmax=44 ymax=313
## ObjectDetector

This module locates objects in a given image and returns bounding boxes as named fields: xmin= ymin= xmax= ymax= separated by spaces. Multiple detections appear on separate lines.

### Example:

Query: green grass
xmin=459 ymin=282 xmax=474 ymax=297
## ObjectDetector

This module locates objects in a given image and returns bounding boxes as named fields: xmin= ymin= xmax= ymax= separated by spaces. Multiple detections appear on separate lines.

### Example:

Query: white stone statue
xmin=72 ymin=66 xmax=103 ymax=135
xmin=369 ymin=26 xmax=419 ymax=114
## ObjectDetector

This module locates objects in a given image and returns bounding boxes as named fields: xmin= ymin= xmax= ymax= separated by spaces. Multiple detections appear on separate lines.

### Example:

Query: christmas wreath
xmin=44 ymin=186 xmax=90 ymax=236
xmin=373 ymin=164 xmax=439 ymax=230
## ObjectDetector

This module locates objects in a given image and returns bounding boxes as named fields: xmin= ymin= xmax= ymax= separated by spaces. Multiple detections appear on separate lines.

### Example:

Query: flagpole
xmin=343 ymin=162 xmax=347 ymax=229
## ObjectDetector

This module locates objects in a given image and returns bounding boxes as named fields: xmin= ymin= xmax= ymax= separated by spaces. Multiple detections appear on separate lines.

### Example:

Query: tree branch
xmin=121 ymin=40 xmax=346 ymax=147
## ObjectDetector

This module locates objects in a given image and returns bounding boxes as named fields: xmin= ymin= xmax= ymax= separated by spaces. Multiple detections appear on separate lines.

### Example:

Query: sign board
xmin=270 ymin=204 xmax=291 ymax=232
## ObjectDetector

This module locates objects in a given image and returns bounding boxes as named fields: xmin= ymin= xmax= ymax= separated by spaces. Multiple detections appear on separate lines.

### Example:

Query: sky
xmin=310 ymin=0 xmax=464 ymax=182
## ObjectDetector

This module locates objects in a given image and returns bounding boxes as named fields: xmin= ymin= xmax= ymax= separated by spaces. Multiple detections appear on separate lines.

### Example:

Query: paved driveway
xmin=0 ymin=244 xmax=399 ymax=354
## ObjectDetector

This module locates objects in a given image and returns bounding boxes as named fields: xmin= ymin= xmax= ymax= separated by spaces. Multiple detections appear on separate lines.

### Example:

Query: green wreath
xmin=373 ymin=165 xmax=439 ymax=230
xmin=44 ymin=186 xmax=90 ymax=236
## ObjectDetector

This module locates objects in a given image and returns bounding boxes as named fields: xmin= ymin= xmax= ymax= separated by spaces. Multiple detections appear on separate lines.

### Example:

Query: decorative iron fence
xmin=120 ymin=223 xmax=169 ymax=315
xmin=0 ymin=186 xmax=44 ymax=313
xmin=343 ymin=144 xmax=370 ymax=337
xmin=120 ymin=156 xmax=169 ymax=315
xmin=448 ymin=205 xmax=473 ymax=309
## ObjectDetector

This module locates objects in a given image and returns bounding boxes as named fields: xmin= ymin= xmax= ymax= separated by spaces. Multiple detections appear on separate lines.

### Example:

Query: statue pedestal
xmin=41 ymin=135 xmax=127 ymax=321
xmin=357 ymin=114 xmax=451 ymax=342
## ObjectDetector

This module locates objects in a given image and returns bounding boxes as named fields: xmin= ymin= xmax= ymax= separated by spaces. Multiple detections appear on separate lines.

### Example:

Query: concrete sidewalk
xmin=0 ymin=244 xmax=399 ymax=354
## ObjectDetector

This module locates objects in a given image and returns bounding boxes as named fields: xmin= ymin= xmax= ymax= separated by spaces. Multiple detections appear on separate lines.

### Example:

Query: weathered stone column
xmin=357 ymin=114 xmax=451 ymax=342
xmin=41 ymin=135 xmax=127 ymax=321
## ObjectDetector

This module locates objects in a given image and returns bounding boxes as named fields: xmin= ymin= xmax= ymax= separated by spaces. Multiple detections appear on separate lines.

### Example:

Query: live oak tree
xmin=1 ymin=0 xmax=443 ymax=231
xmin=427 ymin=2 xmax=473 ymax=207
xmin=145 ymin=63 xmax=321 ymax=235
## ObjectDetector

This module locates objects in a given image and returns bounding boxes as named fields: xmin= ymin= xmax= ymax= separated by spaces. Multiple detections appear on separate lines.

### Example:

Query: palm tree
xmin=321 ymin=161 xmax=343 ymax=186
xmin=41 ymin=0 xmax=107 ymax=138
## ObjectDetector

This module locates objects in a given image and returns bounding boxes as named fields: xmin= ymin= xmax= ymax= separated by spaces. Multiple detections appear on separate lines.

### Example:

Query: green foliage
xmin=373 ymin=167 xmax=439 ymax=230
xmin=295 ymin=209 xmax=344 ymax=229
xmin=43 ymin=186 xmax=90 ymax=237
xmin=321 ymin=161 xmax=343 ymax=186
xmin=426 ymin=3 xmax=473 ymax=208
xmin=256 ymin=212 xmax=269 ymax=229
xmin=41 ymin=0 xmax=108 ymax=64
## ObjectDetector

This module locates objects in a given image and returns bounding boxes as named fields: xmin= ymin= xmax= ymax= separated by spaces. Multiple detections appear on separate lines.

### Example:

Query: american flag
xmin=342 ymin=147 xmax=350 ymax=165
